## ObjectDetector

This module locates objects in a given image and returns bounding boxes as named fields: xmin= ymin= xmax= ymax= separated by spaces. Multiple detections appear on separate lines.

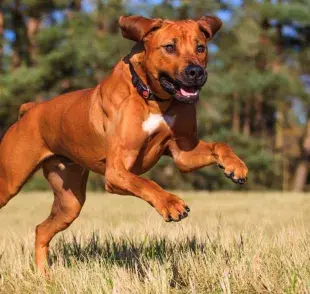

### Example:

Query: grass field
xmin=0 ymin=191 xmax=309 ymax=293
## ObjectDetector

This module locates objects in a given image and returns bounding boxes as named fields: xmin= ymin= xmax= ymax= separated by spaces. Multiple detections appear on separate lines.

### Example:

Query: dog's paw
xmin=218 ymin=157 xmax=248 ymax=185
xmin=156 ymin=194 xmax=190 ymax=222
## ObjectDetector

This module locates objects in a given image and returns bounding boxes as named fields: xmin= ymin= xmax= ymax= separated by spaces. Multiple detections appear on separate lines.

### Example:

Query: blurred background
xmin=0 ymin=0 xmax=309 ymax=192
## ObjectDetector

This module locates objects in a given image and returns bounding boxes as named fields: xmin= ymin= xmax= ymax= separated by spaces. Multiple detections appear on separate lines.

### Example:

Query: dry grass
xmin=0 ymin=191 xmax=309 ymax=293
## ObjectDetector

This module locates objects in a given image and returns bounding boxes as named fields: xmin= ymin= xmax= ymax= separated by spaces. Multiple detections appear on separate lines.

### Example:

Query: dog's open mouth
xmin=178 ymin=86 xmax=199 ymax=97
xmin=159 ymin=74 xmax=200 ymax=104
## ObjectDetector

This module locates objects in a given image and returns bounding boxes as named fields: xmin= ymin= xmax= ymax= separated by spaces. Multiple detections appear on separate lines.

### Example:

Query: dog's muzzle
xmin=159 ymin=66 xmax=208 ymax=104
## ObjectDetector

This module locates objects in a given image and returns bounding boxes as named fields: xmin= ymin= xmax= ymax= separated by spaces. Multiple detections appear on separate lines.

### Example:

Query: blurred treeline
xmin=0 ymin=0 xmax=309 ymax=192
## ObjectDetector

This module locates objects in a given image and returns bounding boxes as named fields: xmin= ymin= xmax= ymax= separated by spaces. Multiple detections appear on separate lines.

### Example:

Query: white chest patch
xmin=142 ymin=113 xmax=176 ymax=135
xmin=142 ymin=114 xmax=164 ymax=135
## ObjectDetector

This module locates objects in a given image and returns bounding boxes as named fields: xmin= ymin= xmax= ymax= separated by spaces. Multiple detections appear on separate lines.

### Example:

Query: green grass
xmin=0 ymin=191 xmax=309 ymax=293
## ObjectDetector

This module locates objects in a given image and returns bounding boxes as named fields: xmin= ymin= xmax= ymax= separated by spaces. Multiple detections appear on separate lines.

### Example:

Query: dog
xmin=0 ymin=15 xmax=248 ymax=273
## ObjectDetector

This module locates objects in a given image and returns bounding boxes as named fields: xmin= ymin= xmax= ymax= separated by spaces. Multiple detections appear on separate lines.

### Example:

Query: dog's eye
xmin=197 ymin=45 xmax=205 ymax=53
xmin=164 ymin=44 xmax=176 ymax=54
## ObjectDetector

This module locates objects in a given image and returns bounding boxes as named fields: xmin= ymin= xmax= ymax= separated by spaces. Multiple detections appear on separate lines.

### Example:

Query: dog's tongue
xmin=180 ymin=87 xmax=199 ymax=97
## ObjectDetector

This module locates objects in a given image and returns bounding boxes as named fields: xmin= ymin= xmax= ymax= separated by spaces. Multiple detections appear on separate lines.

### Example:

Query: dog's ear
xmin=118 ymin=15 xmax=163 ymax=42
xmin=197 ymin=16 xmax=222 ymax=40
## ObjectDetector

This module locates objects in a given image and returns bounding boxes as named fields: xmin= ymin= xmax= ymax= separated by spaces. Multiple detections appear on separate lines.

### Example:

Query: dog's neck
xmin=126 ymin=44 xmax=173 ymax=113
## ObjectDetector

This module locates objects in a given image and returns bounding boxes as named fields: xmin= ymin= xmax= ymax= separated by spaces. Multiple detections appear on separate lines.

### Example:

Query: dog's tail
xmin=0 ymin=102 xmax=38 ymax=143
xmin=18 ymin=102 xmax=38 ymax=120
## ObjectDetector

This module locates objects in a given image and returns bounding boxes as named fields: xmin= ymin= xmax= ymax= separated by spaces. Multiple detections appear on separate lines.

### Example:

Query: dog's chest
xmin=142 ymin=113 xmax=176 ymax=135
xmin=130 ymin=113 xmax=175 ymax=174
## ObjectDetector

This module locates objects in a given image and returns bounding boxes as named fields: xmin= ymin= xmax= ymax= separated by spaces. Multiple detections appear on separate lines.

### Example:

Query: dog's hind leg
xmin=35 ymin=157 xmax=89 ymax=274
xmin=0 ymin=117 xmax=52 ymax=209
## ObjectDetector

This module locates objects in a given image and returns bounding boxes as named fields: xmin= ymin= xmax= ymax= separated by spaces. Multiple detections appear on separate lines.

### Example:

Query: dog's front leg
xmin=169 ymin=139 xmax=248 ymax=184
xmin=102 ymin=99 xmax=191 ymax=222
xmin=104 ymin=150 xmax=190 ymax=222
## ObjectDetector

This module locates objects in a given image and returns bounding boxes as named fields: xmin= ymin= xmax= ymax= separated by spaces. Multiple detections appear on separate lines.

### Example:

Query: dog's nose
xmin=185 ymin=65 xmax=205 ymax=81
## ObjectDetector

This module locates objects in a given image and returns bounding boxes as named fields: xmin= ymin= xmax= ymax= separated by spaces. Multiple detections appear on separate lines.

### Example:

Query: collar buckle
xmin=142 ymin=88 xmax=150 ymax=99
xmin=128 ymin=58 xmax=167 ymax=103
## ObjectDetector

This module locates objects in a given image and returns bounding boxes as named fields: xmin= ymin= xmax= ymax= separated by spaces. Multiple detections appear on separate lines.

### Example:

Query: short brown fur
xmin=0 ymin=15 xmax=247 ymax=274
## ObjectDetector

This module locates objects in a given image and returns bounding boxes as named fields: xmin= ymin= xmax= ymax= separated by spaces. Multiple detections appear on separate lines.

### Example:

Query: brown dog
xmin=0 ymin=15 xmax=248 ymax=273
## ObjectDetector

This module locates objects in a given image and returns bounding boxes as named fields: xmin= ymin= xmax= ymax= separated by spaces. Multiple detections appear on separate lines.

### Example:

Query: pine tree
xmin=0 ymin=6 xmax=3 ymax=73
xmin=0 ymin=0 xmax=308 ymax=190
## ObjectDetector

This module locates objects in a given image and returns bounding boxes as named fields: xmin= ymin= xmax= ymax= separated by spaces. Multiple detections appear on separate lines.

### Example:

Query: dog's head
xmin=119 ymin=15 xmax=222 ymax=103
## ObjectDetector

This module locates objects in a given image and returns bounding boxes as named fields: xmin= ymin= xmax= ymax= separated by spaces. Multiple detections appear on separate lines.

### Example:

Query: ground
xmin=0 ymin=191 xmax=309 ymax=293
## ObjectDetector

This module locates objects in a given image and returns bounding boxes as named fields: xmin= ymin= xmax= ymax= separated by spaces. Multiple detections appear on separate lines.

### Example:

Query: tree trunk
xmin=96 ymin=0 xmax=105 ymax=33
xmin=254 ymin=93 xmax=263 ymax=134
xmin=68 ymin=0 xmax=82 ymax=19
xmin=243 ymin=101 xmax=251 ymax=136
xmin=27 ymin=17 xmax=41 ymax=64
xmin=293 ymin=108 xmax=310 ymax=192
xmin=0 ymin=9 xmax=3 ymax=73
xmin=275 ymin=107 xmax=284 ymax=151
xmin=232 ymin=92 xmax=240 ymax=134
xmin=12 ymin=1 xmax=31 ymax=68
xmin=293 ymin=162 xmax=308 ymax=192
xmin=70 ymin=0 xmax=82 ymax=11
xmin=274 ymin=104 xmax=286 ymax=190
xmin=179 ymin=1 xmax=190 ymax=19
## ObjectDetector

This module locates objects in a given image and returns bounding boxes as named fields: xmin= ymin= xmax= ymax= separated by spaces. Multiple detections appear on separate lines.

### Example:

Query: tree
xmin=0 ymin=6 xmax=3 ymax=73
xmin=0 ymin=0 xmax=308 ymax=191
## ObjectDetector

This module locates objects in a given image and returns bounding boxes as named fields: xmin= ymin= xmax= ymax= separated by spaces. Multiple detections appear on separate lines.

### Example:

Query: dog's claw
xmin=159 ymin=195 xmax=189 ymax=223
xmin=224 ymin=171 xmax=248 ymax=185
xmin=185 ymin=206 xmax=190 ymax=212
xmin=225 ymin=171 xmax=234 ymax=179
xmin=218 ymin=164 xmax=224 ymax=169
xmin=166 ymin=215 xmax=173 ymax=222
xmin=238 ymin=178 xmax=245 ymax=184
xmin=221 ymin=157 xmax=248 ymax=185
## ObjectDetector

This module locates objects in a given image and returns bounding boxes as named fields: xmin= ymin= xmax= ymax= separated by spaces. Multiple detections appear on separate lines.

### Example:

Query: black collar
xmin=128 ymin=60 xmax=168 ymax=103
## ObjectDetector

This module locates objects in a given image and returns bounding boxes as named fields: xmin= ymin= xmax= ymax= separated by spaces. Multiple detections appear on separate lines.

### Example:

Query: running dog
xmin=0 ymin=15 xmax=248 ymax=273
